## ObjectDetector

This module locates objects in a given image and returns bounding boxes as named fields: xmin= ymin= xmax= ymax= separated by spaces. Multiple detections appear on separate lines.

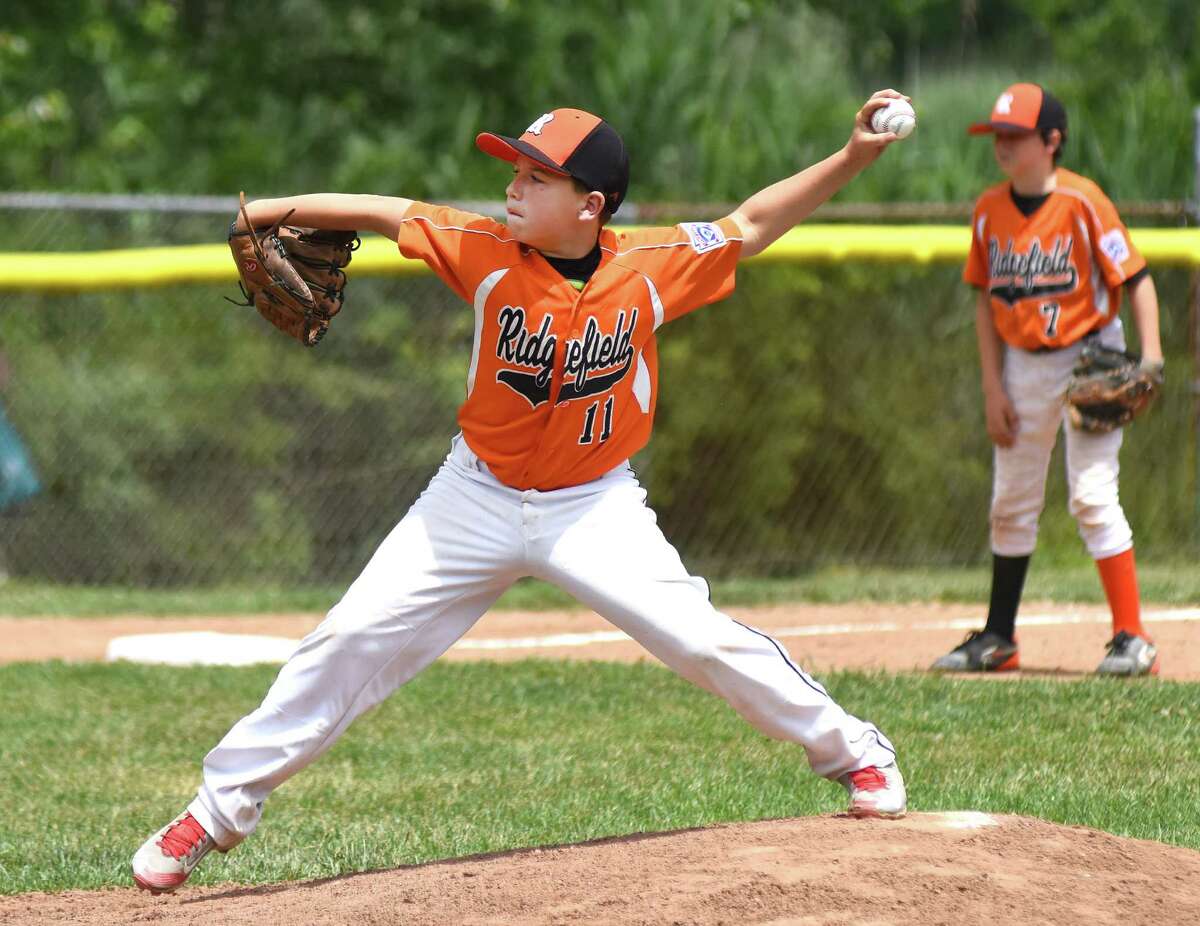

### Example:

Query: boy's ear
xmin=580 ymin=191 xmax=606 ymax=221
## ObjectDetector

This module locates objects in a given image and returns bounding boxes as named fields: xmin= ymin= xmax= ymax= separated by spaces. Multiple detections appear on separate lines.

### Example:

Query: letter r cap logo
xmin=526 ymin=113 xmax=554 ymax=135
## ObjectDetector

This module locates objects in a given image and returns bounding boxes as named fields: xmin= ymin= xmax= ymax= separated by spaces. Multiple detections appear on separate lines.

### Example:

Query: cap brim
xmin=968 ymin=121 xmax=1037 ymax=136
xmin=475 ymin=133 xmax=570 ymax=175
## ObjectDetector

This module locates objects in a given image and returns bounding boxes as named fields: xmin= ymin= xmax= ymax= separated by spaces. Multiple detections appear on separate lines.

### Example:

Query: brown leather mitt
xmin=227 ymin=192 xmax=360 ymax=346
xmin=1065 ymin=343 xmax=1164 ymax=433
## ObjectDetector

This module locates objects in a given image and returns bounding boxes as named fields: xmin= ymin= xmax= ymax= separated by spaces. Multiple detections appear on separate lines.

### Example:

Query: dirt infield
xmin=3 ymin=600 xmax=1198 ymax=678
xmin=3 ymin=602 xmax=1199 ymax=924
xmin=4 ymin=813 xmax=1199 ymax=925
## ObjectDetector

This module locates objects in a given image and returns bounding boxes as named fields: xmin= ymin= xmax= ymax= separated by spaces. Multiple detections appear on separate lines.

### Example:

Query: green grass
xmin=3 ymin=562 xmax=1200 ymax=618
xmin=0 ymin=660 xmax=1196 ymax=894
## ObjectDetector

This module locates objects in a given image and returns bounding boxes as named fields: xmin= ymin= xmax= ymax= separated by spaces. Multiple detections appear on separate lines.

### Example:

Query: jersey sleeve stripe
xmin=641 ymin=272 xmax=665 ymax=330
xmin=1057 ymin=185 xmax=1140 ymax=283
xmin=467 ymin=267 xmax=510 ymax=396
xmin=398 ymin=215 xmax=517 ymax=245
xmin=615 ymin=240 xmax=692 ymax=257
xmin=1055 ymin=186 xmax=1106 ymax=230
xmin=633 ymin=354 xmax=652 ymax=413
xmin=614 ymin=233 xmax=745 ymax=258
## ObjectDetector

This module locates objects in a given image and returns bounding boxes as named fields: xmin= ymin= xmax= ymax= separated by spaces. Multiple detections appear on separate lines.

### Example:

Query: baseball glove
xmin=1065 ymin=343 xmax=1164 ymax=433
xmin=227 ymin=192 xmax=360 ymax=346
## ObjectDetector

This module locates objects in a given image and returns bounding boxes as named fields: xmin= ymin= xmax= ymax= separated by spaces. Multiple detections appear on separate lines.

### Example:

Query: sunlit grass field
xmin=1 ymin=659 xmax=1196 ymax=894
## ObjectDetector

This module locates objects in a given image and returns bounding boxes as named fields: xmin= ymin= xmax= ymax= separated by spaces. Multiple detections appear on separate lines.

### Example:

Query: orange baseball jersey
xmin=964 ymin=169 xmax=1145 ymax=350
xmin=397 ymin=202 xmax=743 ymax=490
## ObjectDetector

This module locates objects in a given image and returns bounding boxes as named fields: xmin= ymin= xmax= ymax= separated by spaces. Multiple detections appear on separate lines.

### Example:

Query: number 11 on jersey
xmin=579 ymin=396 xmax=615 ymax=445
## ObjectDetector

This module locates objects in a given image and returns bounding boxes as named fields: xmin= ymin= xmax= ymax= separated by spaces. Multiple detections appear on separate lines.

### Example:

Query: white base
xmin=935 ymin=811 xmax=999 ymax=829
xmin=106 ymin=631 xmax=300 ymax=666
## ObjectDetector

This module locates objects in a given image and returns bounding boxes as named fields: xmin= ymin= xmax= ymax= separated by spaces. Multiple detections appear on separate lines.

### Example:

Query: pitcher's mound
xmin=7 ymin=813 xmax=1200 ymax=925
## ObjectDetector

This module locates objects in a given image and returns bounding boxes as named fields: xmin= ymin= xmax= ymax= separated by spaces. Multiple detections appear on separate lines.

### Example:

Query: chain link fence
xmin=1 ymin=203 xmax=1196 ymax=586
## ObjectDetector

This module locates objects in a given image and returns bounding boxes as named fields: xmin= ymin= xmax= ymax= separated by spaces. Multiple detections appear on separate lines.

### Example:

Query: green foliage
xmin=2 ymin=262 xmax=1194 ymax=586
xmin=1 ymin=2 xmax=1197 ymax=586
xmin=1 ymin=273 xmax=470 ymax=585
xmin=0 ymin=660 xmax=1196 ymax=892
xmin=0 ymin=2 xmax=1195 ymax=200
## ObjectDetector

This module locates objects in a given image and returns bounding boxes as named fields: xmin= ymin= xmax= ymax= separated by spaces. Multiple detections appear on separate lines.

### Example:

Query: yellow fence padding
xmin=1 ymin=225 xmax=1198 ymax=291
xmin=746 ymin=225 xmax=1200 ymax=266
xmin=0 ymin=235 xmax=428 ymax=292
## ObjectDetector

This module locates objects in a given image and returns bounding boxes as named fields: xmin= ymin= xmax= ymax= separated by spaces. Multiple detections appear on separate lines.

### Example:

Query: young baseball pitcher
xmin=133 ymin=92 xmax=911 ymax=893
xmin=932 ymin=83 xmax=1164 ymax=676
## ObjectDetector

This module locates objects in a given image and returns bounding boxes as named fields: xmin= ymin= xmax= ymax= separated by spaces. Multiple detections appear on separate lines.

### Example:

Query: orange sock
xmin=1095 ymin=548 xmax=1146 ymax=639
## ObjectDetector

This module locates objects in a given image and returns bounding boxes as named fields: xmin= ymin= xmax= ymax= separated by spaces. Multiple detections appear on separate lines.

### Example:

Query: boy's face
xmin=992 ymin=129 xmax=1055 ymax=179
xmin=505 ymin=155 xmax=594 ymax=249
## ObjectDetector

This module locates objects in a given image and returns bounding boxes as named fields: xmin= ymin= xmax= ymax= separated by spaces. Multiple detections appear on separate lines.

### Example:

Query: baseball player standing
xmin=133 ymin=92 xmax=911 ymax=894
xmin=932 ymin=83 xmax=1164 ymax=676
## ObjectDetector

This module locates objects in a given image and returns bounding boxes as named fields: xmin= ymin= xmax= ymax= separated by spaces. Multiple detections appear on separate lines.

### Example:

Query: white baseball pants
xmin=991 ymin=320 xmax=1133 ymax=560
xmin=190 ymin=435 xmax=897 ymax=848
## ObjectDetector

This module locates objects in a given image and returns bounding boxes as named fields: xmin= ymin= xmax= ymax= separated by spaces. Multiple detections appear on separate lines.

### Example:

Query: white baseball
xmin=870 ymin=99 xmax=916 ymax=139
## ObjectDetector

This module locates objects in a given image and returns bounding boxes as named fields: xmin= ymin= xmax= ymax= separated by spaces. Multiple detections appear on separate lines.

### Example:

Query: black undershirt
xmin=1009 ymin=188 xmax=1051 ymax=217
xmin=543 ymin=243 xmax=602 ymax=290
xmin=1009 ymin=188 xmax=1150 ymax=288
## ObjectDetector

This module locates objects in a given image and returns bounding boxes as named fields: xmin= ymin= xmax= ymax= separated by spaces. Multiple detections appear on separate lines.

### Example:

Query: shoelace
xmin=960 ymin=630 xmax=983 ymax=644
xmin=956 ymin=630 xmax=994 ymax=650
xmin=847 ymin=767 xmax=887 ymax=791
xmin=1106 ymin=631 xmax=1134 ymax=654
xmin=157 ymin=814 xmax=209 ymax=859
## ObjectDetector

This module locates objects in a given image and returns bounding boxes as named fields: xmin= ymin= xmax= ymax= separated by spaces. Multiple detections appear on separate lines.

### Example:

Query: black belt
xmin=1030 ymin=329 xmax=1101 ymax=354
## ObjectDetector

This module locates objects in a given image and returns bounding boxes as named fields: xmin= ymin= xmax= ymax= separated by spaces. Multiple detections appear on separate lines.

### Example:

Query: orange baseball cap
xmin=968 ymin=83 xmax=1067 ymax=137
xmin=477 ymin=108 xmax=630 ymax=214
